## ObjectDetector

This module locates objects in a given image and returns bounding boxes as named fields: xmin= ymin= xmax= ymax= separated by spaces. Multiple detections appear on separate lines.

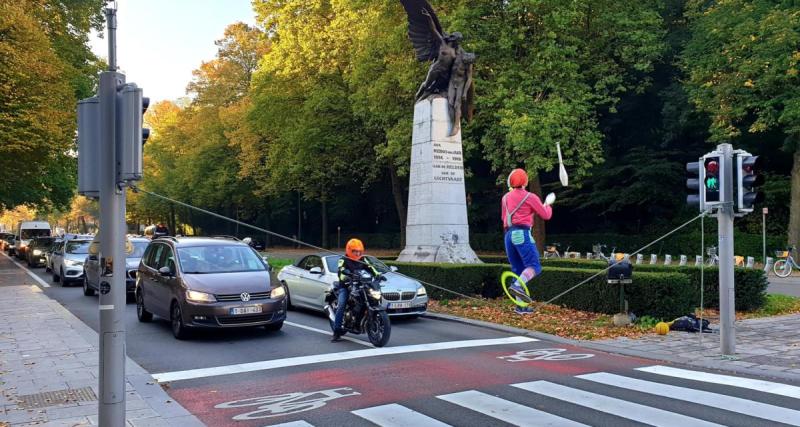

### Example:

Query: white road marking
xmin=285 ymin=321 xmax=372 ymax=347
xmin=637 ymin=365 xmax=800 ymax=399
xmin=152 ymin=336 xmax=537 ymax=383
xmin=437 ymin=390 xmax=587 ymax=427
xmin=353 ymin=403 xmax=452 ymax=427
xmin=2 ymin=252 xmax=50 ymax=287
xmin=513 ymin=380 xmax=723 ymax=427
xmin=264 ymin=422 xmax=315 ymax=427
xmin=99 ymin=305 xmax=114 ymax=310
xmin=579 ymin=372 xmax=800 ymax=426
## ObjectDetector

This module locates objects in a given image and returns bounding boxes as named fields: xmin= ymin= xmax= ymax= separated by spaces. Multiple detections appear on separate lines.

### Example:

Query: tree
xmin=682 ymin=0 xmax=800 ymax=246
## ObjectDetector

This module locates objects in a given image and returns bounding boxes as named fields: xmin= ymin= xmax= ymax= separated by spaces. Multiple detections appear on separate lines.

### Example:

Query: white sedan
xmin=277 ymin=254 xmax=428 ymax=317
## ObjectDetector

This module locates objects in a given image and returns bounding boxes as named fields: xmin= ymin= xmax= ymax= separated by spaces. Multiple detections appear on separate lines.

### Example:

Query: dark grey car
xmin=26 ymin=236 xmax=56 ymax=267
xmin=135 ymin=237 xmax=287 ymax=339
xmin=84 ymin=237 xmax=150 ymax=299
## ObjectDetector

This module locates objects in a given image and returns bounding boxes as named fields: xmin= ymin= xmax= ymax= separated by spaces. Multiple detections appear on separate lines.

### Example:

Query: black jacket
xmin=337 ymin=256 xmax=378 ymax=284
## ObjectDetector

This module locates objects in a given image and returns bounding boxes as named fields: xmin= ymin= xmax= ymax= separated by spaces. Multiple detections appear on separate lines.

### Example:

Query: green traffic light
xmin=705 ymin=176 xmax=718 ymax=190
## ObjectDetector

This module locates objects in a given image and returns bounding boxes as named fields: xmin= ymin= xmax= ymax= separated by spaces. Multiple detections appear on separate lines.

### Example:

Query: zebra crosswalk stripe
xmin=512 ymin=380 xmax=723 ymax=427
xmin=437 ymin=390 xmax=588 ymax=427
xmin=579 ymin=372 xmax=800 ymax=426
xmin=636 ymin=365 xmax=800 ymax=399
xmin=265 ymin=421 xmax=315 ymax=427
xmin=352 ymin=403 xmax=452 ymax=427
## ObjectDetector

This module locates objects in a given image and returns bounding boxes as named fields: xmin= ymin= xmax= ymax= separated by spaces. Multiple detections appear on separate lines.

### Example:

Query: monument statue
xmin=400 ymin=0 xmax=475 ymax=136
xmin=397 ymin=0 xmax=480 ymax=264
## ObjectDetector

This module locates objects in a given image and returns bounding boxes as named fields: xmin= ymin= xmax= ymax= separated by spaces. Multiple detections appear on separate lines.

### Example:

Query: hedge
xmin=387 ymin=261 xmax=695 ymax=319
xmin=387 ymin=259 xmax=767 ymax=319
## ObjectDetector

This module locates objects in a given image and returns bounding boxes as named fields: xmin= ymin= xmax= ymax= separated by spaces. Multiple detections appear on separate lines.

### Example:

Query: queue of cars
xmin=6 ymin=224 xmax=426 ymax=341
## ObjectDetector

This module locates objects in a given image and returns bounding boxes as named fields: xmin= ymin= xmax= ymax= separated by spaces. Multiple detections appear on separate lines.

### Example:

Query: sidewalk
xmin=0 ymin=254 xmax=204 ymax=426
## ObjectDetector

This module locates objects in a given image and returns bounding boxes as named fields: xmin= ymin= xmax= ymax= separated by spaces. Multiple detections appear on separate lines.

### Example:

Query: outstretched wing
xmin=399 ymin=0 xmax=443 ymax=62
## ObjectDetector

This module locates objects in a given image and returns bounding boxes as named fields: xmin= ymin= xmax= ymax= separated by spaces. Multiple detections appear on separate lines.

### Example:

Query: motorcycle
xmin=324 ymin=268 xmax=391 ymax=347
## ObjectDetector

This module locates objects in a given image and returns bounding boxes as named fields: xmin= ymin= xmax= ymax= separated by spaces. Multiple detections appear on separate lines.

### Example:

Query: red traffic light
xmin=705 ymin=160 xmax=719 ymax=174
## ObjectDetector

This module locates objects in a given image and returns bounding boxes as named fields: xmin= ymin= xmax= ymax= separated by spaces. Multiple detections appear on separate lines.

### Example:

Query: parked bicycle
xmin=543 ymin=243 xmax=570 ymax=259
xmin=592 ymin=243 xmax=616 ymax=262
xmin=773 ymin=246 xmax=799 ymax=277
xmin=706 ymin=246 xmax=719 ymax=266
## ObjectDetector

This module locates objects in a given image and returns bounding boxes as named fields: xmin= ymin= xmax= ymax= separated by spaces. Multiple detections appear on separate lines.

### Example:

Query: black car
xmin=84 ymin=237 xmax=150 ymax=299
xmin=26 ymin=236 xmax=56 ymax=267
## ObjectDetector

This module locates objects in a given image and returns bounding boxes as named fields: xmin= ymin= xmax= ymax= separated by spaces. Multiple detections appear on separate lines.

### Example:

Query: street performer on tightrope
xmin=502 ymin=168 xmax=555 ymax=314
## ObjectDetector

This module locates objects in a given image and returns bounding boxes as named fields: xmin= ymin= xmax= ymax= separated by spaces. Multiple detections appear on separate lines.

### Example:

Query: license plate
xmin=389 ymin=302 xmax=412 ymax=309
xmin=230 ymin=306 xmax=262 ymax=315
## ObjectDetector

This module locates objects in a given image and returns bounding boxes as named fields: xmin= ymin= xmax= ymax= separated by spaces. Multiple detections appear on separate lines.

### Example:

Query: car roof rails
xmin=210 ymin=235 xmax=241 ymax=241
xmin=153 ymin=235 xmax=178 ymax=242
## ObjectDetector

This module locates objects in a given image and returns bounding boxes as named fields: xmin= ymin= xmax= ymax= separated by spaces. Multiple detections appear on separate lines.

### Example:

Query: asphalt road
xmin=17 ymin=261 xmax=800 ymax=427
xmin=768 ymin=276 xmax=800 ymax=297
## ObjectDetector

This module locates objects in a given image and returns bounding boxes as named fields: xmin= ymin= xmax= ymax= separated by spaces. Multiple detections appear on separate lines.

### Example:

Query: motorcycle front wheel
xmin=367 ymin=310 xmax=391 ymax=347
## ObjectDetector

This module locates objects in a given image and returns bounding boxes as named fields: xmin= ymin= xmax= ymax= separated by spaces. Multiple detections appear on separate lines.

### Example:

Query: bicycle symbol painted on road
xmin=214 ymin=387 xmax=360 ymax=420
xmin=498 ymin=348 xmax=595 ymax=362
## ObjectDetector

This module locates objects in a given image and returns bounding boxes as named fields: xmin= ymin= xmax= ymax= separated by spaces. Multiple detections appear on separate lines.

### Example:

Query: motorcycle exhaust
xmin=324 ymin=304 xmax=335 ymax=321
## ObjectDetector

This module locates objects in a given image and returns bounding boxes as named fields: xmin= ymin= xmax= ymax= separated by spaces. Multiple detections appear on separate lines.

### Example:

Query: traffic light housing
xmin=703 ymin=155 xmax=722 ymax=208
xmin=117 ymin=83 xmax=149 ymax=182
xmin=77 ymin=96 xmax=100 ymax=198
xmin=735 ymin=153 xmax=764 ymax=214
xmin=686 ymin=160 xmax=703 ymax=211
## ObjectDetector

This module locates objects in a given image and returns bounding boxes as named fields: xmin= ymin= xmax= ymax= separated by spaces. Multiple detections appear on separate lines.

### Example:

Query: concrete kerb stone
xmin=422 ymin=311 xmax=800 ymax=383
xmin=0 ymin=263 xmax=204 ymax=426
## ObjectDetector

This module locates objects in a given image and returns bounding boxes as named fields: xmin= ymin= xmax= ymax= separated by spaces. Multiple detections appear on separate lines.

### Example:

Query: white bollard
xmin=679 ymin=255 xmax=687 ymax=266
xmin=664 ymin=254 xmax=672 ymax=266
xmin=586 ymin=252 xmax=593 ymax=260
xmin=764 ymin=256 xmax=774 ymax=274
xmin=650 ymin=254 xmax=657 ymax=265
xmin=635 ymin=254 xmax=643 ymax=264
xmin=746 ymin=256 xmax=755 ymax=268
xmin=695 ymin=255 xmax=703 ymax=266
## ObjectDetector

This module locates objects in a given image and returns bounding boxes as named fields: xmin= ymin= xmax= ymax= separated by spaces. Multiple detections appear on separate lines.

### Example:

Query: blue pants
xmin=504 ymin=226 xmax=542 ymax=277
xmin=333 ymin=286 xmax=349 ymax=333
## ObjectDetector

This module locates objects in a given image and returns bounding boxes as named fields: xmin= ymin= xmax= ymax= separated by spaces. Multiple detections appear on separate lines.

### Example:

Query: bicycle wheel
xmin=773 ymin=259 xmax=792 ymax=278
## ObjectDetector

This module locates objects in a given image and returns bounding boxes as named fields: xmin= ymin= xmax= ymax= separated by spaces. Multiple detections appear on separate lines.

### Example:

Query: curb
xmin=423 ymin=311 xmax=800 ymax=383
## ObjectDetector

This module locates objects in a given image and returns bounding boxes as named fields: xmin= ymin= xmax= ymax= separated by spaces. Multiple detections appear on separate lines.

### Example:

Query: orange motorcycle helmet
xmin=345 ymin=238 xmax=365 ymax=260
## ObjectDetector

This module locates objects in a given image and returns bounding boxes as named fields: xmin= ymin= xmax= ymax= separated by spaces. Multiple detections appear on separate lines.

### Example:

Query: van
xmin=16 ymin=221 xmax=52 ymax=260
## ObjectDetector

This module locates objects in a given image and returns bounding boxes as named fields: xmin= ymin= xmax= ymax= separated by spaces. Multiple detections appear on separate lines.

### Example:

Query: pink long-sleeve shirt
xmin=501 ymin=188 xmax=552 ymax=231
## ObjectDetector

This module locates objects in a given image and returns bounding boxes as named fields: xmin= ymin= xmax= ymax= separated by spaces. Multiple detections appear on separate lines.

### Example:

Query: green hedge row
xmin=387 ymin=259 xmax=768 ymax=319
xmin=470 ymin=232 xmax=785 ymax=258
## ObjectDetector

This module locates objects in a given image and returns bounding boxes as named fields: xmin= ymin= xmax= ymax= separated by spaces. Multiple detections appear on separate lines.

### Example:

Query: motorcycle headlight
xmin=369 ymin=288 xmax=382 ymax=300
xmin=270 ymin=286 xmax=286 ymax=299
xmin=186 ymin=290 xmax=216 ymax=303
xmin=33 ymin=249 xmax=42 ymax=256
xmin=416 ymin=286 xmax=427 ymax=296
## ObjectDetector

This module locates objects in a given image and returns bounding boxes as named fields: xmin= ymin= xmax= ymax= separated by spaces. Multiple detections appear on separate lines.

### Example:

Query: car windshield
xmin=130 ymin=241 xmax=148 ymax=258
xmin=21 ymin=229 xmax=50 ymax=240
xmin=177 ymin=245 xmax=266 ymax=274
xmin=32 ymin=238 xmax=55 ymax=248
xmin=65 ymin=241 xmax=91 ymax=254
xmin=327 ymin=255 xmax=390 ymax=274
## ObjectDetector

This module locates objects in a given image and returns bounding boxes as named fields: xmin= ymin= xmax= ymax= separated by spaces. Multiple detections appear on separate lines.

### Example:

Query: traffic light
xmin=735 ymin=153 xmax=764 ymax=214
xmin=116 ymin=83 xmax=149 ymax=182
xmin=703 ymin=155 xmax=722 ymax=208
xmin=77 ymin=97 xmax=100 ymax=198
xmin=686 ymin=160 xmax=703 ymax=211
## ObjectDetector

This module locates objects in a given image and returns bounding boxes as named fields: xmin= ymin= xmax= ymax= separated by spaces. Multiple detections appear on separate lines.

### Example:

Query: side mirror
xmin=309 ymin=266 xmax=323 ymax=275
xmin=390 ymin=266 xmax=398 ymax=272
xmin=158 ymin=266 xmax=172 ymax=276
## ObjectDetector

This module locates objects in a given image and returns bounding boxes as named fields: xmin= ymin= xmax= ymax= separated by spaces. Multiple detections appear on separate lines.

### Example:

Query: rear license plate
xmin=230 ymin=306 xmax=262 ymax=315
xmin=389 ymin=302 xmax=412 ymax=309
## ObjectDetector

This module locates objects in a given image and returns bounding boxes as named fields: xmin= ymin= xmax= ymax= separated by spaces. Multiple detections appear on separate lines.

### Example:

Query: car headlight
xmin=64 ymin=259 xmax=82 ymax=267
xmin=270 ymin=286 xmax=286 ymax=299
xmin=186 ymin=290 xmax=216 ymax=303
xmin=416 ymin=286 xmax=427 ymax=296
xmin=369 ymin=288 xmax=382 ymax=300
xmin=33 ymin=249 xmax=42 ymax=256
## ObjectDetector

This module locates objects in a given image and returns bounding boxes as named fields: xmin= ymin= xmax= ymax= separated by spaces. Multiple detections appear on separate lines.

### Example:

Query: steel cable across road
xmin=130 ymin=185 xmax=712 ymax=310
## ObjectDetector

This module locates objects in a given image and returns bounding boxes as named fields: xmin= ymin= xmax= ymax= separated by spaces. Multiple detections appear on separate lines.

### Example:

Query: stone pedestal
xmin=397 ymin=97 xmax=480 ymax=263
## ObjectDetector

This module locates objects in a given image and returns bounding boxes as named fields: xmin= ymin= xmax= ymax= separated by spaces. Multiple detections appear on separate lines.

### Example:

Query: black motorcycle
xmin=325 ymin=268 xmax=391 ymax=347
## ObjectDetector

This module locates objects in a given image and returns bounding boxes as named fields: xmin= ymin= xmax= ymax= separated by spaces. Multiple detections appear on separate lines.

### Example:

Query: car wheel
xmin=52 ymin=268 xmax=60 ymax=283
xmin=45 ymin=262 xmax=51 ymax=273
xmin=283 ymin=282 xmax=293 ymax=309
xmin=171 ymin=302 xmax=188 ymax=339
xmin=136 ymin=291 xmax=152 ymax=322
xmin=26 ymin=257 xmax=31 ymax=267
xmin=60 ymin=268 xmax=67 ymax=286
xmin=83 ymin=277 xmax=95 ymax=296
xmin=264 ymin=321 xmax=283 ymax=332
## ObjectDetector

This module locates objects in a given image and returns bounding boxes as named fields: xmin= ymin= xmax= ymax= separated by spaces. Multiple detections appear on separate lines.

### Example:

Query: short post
xmin=762 ymin=207 xmax=767 ymax=266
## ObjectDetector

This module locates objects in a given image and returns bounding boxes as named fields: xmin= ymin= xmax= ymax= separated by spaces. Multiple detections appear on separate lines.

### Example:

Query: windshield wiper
xmin=182 ymin=271 xmax=211 ymax=274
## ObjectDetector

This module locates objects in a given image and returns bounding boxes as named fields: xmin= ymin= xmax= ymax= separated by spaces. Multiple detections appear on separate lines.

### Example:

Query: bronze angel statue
xmin=400 ymin=0 xmax=475 ymax=136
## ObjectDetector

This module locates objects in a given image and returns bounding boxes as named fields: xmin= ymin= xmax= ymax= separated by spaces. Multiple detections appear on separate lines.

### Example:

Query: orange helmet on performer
xmin=345 ymin=238 xmax=365 ymax=260
xmin=507 ymin=168 xmax=528 ymax=189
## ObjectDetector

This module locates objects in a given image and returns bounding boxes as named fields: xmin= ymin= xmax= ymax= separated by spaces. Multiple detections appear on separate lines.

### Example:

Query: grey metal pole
xmin=98 ymin=6 xmax=127 ymax=425
xmin=763 ymin=208 xmax=767 ymax=266
xmin=718 ymin=143 xmax=736 ymax=355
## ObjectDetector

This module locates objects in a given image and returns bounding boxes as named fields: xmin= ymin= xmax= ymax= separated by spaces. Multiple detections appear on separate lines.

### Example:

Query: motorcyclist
xmin=331 ymin=238 xmax=378 ymax=342
xmin=502 ymin=168 xmax=555 ymax=314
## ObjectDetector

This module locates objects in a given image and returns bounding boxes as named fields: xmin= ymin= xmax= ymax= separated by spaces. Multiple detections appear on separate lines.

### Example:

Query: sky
xmin=89 ymin=0 xmax=256 ymax=104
